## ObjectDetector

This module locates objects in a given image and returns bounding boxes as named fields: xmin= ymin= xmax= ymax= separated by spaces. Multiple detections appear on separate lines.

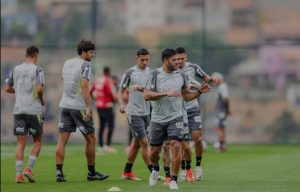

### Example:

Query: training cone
xmin=107 ymin=187 xmax=122 ymax=191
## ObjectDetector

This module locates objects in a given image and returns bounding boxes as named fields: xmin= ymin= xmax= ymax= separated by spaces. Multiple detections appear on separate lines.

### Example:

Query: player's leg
xmin=162 ymin=141 xmax=171 ymax=185
xmin=191 ymin=130 xmax=204 ymax=180
xmin=23 ymin=114 xmax=43 ymax=182
xmin=105 ymin=107 xmax=117 ymax=153
xmin=181 ymin=139 xmax=193 ymax=183
xmin=168 ymin=117 xmax=184 ymax=189
xmin=14 ymin=114 xmax=27 ymax=183
xmin=122 ymin=138 xmax=140 ymax=180
xmin=55 ymin=108 xmax=75 ymax=182
xmin=148 ymin=121 xmax=165 ymax=186
xmin=216 ymin=117 xmax=226 ymax=152
xmin=97 ymin=108 xmax=105 ymax=152
xmin=55 ymin=132 xmax=71 ymax=182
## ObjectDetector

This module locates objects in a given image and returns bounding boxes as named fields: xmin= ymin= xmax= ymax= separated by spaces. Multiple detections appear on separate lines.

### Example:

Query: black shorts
xmin=58 ymin=108 xmax=94 ymax=135
xmin=127 ymin=114 xmax=150 ymax=139
xmin=14 ymin=114 xmax=43 ymax=136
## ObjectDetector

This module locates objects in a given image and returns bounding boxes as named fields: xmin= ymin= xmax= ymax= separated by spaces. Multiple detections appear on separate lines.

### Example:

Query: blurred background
xmin=1 ymin=0 xmax=300 ymax=145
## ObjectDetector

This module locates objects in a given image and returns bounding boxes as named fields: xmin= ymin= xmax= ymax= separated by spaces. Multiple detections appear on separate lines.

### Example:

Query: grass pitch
xmin=1 ymin=144 xmax=300 ymax=192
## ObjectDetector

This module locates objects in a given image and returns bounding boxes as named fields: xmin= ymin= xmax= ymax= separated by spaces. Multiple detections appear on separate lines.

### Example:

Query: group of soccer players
xmin=5 ymin=39 xmax=230 ymax=190
xmin=117 ymin=47 xmax=219 ymax=189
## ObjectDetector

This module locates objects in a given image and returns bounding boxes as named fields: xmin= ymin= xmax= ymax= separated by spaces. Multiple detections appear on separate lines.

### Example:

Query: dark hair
xmin=103 ymin=66 xmax=110 ymax=75
xmin=161 ymin=48 xmax=176 ymax=61
xmin=26 ymin=45 xmax=39 ymax=57
xmin=175 ymin=47 xmax=186 ymax=54
xmin=77 ymin=39 xmax=95 ymax=55
xmin=137 ymin=48 xmax=149 ymax=56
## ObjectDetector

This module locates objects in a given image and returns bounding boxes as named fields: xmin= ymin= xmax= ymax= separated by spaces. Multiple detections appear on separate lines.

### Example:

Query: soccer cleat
xmin=16 ymin=175 xmax=24 ymax=183
xmin=56 ymin=173 xmax=66 ymax=182
xmin=121 ymin=172 xmax=141 ymax=180
xmin=23 ymin=168 xmax=35 ymax=183
xmin=169 ymin=180 xmax=179 ymax=190
xmin=87 ymin=171 xmax=109 ymax=181
xmin=164 ymin=176 xmax=171 ymax=185
xmin=195 ymin=166 xmax=203 ymax=180
xmin=178 ymin=170 xmax=186 ymax=181
xmin=186 ymin=168 xmax=194 ymax=183
xmin=148 ymin=170 xmax=159 ymax=186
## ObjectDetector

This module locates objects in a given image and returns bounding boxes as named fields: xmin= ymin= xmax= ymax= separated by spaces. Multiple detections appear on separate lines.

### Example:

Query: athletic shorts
xmin=127 ymin=114 xmax=150 ymax=139
xmin=149 ymin=116 xmax=184 ymax=146
xmin=215 ymin=112 xmax=227 ymax=129
xmin=187 ymin=107 xmax=203 ymax=132
xmin=14 ymin=114 xmax=43 ymax=136
xmin=58 ymin=108 xmax=94 ymax=135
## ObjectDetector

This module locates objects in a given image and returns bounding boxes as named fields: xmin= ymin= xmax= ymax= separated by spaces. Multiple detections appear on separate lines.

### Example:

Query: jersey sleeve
xmin=145 ymin=70 xmax=159 ymax=91
xmin=191 ymin=64 xmax=207 ymax=79
xmin=6 ymin=69 xmax=14 ymax=86
xmin=36 ymin=67 xmax=45 ymax=85
xmin=119 ymin=69 xmax=133 ymax=89
xmin=81 ymin=61 xmax=91 ymax=81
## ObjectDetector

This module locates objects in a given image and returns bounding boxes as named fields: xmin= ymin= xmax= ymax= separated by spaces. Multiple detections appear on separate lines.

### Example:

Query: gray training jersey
xmin=180 ymin=61 xmax=207 ymax=110
xmin=145 ymin=67 xmax=188 ymax=123
xmin=6 ymin=62 xmax=45 ymax=115
xmin=59 ymin=57 xmax=91 ymax=110
xmin=119 ymin=65 xmax=151 ymax=116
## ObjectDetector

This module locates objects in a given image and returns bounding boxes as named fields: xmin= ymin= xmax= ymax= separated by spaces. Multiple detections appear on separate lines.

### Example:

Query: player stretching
xmin=118 ymin=48 xmax=153 ymax=180
xmin=176 ymin=47 xmax=219 ymax=181
xmin=55 ymin=39 xmax=109 ymax=182
xmin=144 ymin=48 xmax=210 ymax=189
xmin=6 ymin=46 xmax=45 ymax=183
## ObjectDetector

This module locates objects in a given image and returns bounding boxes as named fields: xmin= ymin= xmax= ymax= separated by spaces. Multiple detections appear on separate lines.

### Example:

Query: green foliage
xmin=270 ymin=111 xmax=300 ymax=143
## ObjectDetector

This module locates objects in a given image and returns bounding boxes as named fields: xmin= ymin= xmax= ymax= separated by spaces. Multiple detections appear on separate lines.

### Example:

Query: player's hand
xmin=166 ymin=90 xmax=181 ymax=97
xmin=119 ymin=104 xmax=126 ymax=113
xmin=83 ymin=107 xmax=92 ymax=122
xmin=210 ymin=76 xmax=221 ymax=84
xmin=198 ymin=83 xmax=211 ymax=93
xmin=132 ymin=84 xmax=140 ymax=91
xmin=41 ymin=99 xmax=45 ymax=106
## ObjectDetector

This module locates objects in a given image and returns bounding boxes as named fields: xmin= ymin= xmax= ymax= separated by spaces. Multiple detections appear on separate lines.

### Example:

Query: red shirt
xmin=90 ymin=75 xmax=115 ymax=109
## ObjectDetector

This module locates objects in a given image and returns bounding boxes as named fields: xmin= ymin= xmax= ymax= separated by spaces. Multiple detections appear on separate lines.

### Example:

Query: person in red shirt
xmin=90 ymin=66 xmax=117 ymax=153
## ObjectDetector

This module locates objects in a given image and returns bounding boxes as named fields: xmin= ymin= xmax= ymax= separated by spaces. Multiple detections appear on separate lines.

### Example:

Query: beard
xmin=167 ymin=63 xmax=177 ymax=71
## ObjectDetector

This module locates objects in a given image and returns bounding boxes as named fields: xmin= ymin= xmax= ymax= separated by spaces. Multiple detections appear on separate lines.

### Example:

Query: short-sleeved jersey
xmin=6 ymin=63 xmax=45 ymax=115
xmin=180 ymin=62 xmax=207 ymax=110
xmin=119 ymin=65 xmax=151 ymax=116
xmin=145 ymin=67 xmax=188 ymax=123
xmin=59 ymin=57 xmax=91 ymax=110
xmin=216 ymin=82 xmax=229 ymax=112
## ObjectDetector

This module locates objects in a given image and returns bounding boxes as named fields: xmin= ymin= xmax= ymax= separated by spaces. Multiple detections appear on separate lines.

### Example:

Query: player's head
xmin=175 ymin=47 xmax=187 ymax=69
xmin=77 ymin=39 xmax=95 ymax=61
xmin=103 ymin=66 xmax=111 ymax=76
xmin=212 ymin=72 xmax=224 ymax=85
xmin=162 ymin=48 xmax=178 ymax=72
xmin=111 ymin=75 xmax=119 ymax=86
xmin=136 ymin=48 xmax=150 ymax=69
xmin=25 ymin=45 xmax=39 ymax=64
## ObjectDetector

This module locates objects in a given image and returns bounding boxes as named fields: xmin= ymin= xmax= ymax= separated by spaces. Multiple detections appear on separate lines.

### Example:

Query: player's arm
xmin=36 ymin=68 xmax=45 ymax=106
xmin=5 ymin=70 xmax=15 ymax=93
xmin=118 ymin=71 xmax=132 ymax=113
xmin=181 ymin=83 xmax=210 ymax=101
xmin=81 ymin=62 xmax=92 ymax=121
xmin=193 ymin=64 xmax=219 ymax=84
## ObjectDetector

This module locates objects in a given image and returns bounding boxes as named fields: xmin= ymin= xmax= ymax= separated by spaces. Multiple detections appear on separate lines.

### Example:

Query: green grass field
xmin=1 ymin=144 xmax=300 ymax=192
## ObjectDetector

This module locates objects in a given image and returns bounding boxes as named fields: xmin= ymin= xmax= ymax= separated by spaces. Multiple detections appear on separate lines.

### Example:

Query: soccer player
xmin=144 ymin=48 xmax=210 ymax=189
xmin=118 ymin=48 xmax=153 ymax=180
xmin=5 ymin=45 xmax=45 ymax=183
xmin=90 ymin=66 xmax=117 ymax=154
xmin=55 ymin=39 xmax=109 ymax=182
xmin=176 ymin=47 xmax=219 ymax=181
xmin=212 ymin=72 xmax=230 ymax=152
